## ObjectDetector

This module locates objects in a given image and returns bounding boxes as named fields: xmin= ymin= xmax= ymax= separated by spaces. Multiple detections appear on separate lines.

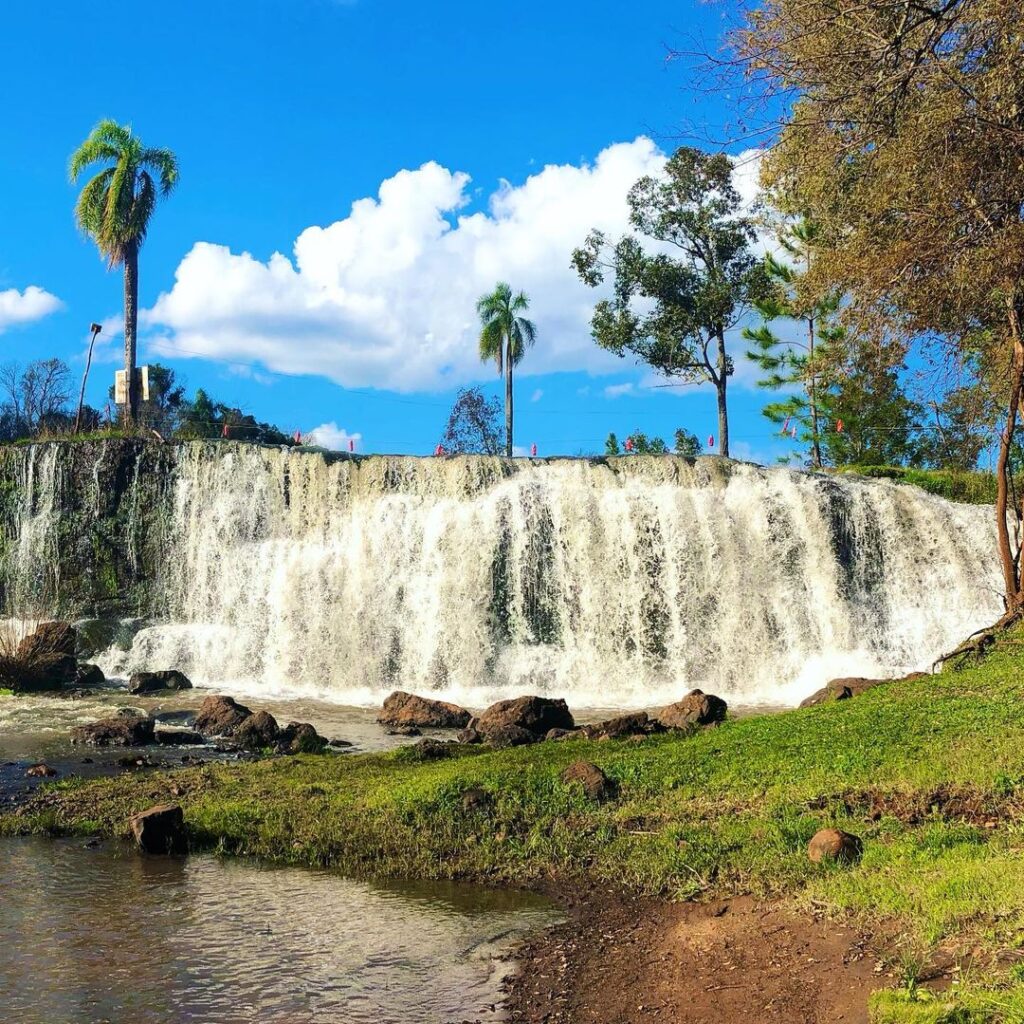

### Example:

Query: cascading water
xmin=0 ymin=442 xmax=1003 ymax=707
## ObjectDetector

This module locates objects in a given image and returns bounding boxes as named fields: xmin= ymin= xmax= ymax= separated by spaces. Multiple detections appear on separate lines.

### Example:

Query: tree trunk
xmin=124 ymin=241 xmax=140 ymax=426
xmin=996 ymin=313 xmax=1024 ymax=611
xmin=505 ymin=336 xmax=514 ymax=458
xmin=715 ymin=327 xmax=729 ymax=458
xmin=807 ymin=315 xmax=822 ymax=468
xmin=74 ymin=326 xmax=100 ymax=434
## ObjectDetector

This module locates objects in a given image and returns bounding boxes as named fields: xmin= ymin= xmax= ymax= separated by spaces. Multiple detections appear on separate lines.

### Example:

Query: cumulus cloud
xmin=530 ymin=388 xmax=543 ymax=402
xmin=0 ymin=286 xmax=63 ymax=333
xmin=145 ymin=140 xmax=770 ymax=394
xmin=145 ymin=140 xmax=673 ymax=391
xmin=603 ymin=382 xmax=636 ymax=399
xmin=307 ymin=422 xmax=362 ymax=451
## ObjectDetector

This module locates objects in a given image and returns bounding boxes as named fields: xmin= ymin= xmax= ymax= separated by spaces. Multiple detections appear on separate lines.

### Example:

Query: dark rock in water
xmin=128 ymin=670 xmax=193 ymax=695
xmin=378 ymin=691 xmax=472 ymax=729
xmin=328 ymin=737 xmax=353 ymax=748
xmin=483 ymin=724 xmax=539 ymax=749
xmin=26 ymin=763 xmax=58 ymax=778
xmin=75 ymin=663 xmax=106 ymax=687
xmin=71 ymin=714 xmax=155 ymax=747
xmin=808 ymin=828 xmax=863 ymax=865
xmin=385 ymin=724 xmax=422 ymax=737
xmin=129 ymin=804 xmax=187 ymax=855
xmin=153 ymin=709 xmax=196 ymax=725
xmin=277 ymin=722 xmax=326 ymax=754
xmin=194 ymin=695 xmax=253 ymax=737
xmin=800 ymin=676 xmax=898 ymax=707
xmin=118 ymin=755 xmax=156 ymax=769
xmin=475 ymin=696 xmax=574 ymax=739
xmin=461 ymin=787 xmax=492 ymax=812
xmin=561 ymin=761 xmax=617 ymax=802
xmin=154 ymin=728 xmax=205 ymax=746
xmin=656 ymin=690 xmax=728 ymax=731
xmin=457 ymin=721 xmax=483 ymax=745
xmin=234 ymin=710 xmax=280 ymax=750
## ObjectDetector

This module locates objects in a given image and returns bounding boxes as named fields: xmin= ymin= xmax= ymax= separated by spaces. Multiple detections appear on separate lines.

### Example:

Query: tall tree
xmin=441 ymin=387 xmax=504 ymax=455
xmin=737 ymin=0 xmax=1024 ymax=613
xmin=69 ymin=120 xmax=178 ymax=425
xmin=477 ymin=283 xmax=537 ymax=458
xmin=744 ymin=219 xmax=838 ymax=467
xmin=573 ymin=147 xmax=766 ymax=458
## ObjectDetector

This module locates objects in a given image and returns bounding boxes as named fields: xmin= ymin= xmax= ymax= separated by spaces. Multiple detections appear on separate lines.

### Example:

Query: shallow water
xmin=0 ymin=837 xmax=557 ymax=1024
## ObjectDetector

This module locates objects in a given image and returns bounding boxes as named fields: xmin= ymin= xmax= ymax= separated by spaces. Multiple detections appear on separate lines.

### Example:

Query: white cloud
xmin=0 ymin=286 xmax=62 ymax=333
xmin=530 ymin=388 xmax=543 ymax=402
xmin=145 ymin=139 xmax=671 ymax=391
xmin=144 ymin=141 xmax=772 ymax=395
xmin=307 ymin=421 xmax=362 ymax=451
xmin=603 ymin=382 xmax=636 ymax=399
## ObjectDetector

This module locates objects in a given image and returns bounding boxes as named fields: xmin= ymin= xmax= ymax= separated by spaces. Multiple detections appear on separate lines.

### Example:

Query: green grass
xmin=11 ymin=636 xmax=1024 ymax=1020
xmin=833 ymin=465 xmax=1000 ymax=505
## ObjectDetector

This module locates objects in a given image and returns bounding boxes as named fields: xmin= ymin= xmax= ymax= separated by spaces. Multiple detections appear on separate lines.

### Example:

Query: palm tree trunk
xmin=715 ymin=327 xmax=729 ymax=458
xmin=505 ymin=337 xmax=514 ymax=458
xmin=124 ymin=240 xmax=139 ymax=426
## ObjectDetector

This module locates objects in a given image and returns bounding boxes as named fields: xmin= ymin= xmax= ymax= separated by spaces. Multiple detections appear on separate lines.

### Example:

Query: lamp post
xmin=74 ymin=322 xmax=103 ymax=434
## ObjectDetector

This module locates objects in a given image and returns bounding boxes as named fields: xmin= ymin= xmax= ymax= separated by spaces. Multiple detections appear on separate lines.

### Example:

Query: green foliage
xmin=605 ymin=432 xmax=620 ymax=455
xmin=69 ymin=120 xmax=178 ymax=268
xmin=835 ymin=466 xmax=999 ymax=505
xmin=673 ymin=428 xmax=702 ymax=457
xmin=441 ymin=387 xmax=504 ymax=455
xmin=573 ymin=148 xmax=767 ymax=457
xmin=175 ymin=387 xmax=293 ymax=445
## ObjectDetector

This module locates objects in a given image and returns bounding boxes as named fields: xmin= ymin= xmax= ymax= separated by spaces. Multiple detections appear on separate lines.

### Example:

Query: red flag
xmin=836 ymin=419 xmax=844 ymax=433
xmin=530 ymin=443 xmax=537 ymax=457
xmin=222 ymin=424 xmax=230 ymax=439
xmin=707 ymin=434 xmax=714 ymax=448
xmin=348 ymin=438 xmax=355 ymax=452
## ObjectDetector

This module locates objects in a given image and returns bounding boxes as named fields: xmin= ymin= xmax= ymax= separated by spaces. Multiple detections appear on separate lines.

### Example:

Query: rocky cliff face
xmin=0 ymin=439 xmax=178 ymax=618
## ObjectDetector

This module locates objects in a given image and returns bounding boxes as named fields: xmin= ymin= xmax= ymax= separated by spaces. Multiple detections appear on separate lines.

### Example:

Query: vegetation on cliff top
xmin=7 ymin=633 xmax=1024 ymax=1019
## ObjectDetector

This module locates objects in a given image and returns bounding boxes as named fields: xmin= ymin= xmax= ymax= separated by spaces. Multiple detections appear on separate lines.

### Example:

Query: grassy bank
xmin=834 ymin=465 xmax=1000 ymax=505
xmin=8 ymin=641 xmax=1024 ymax=1020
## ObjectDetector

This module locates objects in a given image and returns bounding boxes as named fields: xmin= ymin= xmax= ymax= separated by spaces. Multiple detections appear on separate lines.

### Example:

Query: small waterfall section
xmin=0 ymin=441 xmax=1003 ymax=707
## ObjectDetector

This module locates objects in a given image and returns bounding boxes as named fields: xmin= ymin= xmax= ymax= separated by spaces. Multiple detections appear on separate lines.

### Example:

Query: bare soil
xmin=504 ymin=893 xmax=888 ymax=1024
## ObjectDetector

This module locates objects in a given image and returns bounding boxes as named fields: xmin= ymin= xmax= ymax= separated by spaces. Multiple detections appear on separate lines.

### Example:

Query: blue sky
xmin=0 ymin=0 xmax=792 ymax=462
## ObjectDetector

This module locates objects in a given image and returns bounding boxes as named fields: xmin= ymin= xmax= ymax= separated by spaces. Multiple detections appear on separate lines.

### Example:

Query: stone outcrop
xmin=76 ymin=663 xmax=106 ymax=687
xmin=194 ymin=695 xmax=253 ymax=737
xmin=277 ymin=722 xmax=327 ymax=754
xmin=465 ymin=696 xmax=575 ymax=745
xmin=377 ymin=691 xmax=471 ymax=729
xmin=235 ymin=710 xmax=280 ymax=750
xmin=800 ymin=672 xmax=927 ymax=707
xmin=129 ymin=804 xmax=187 ymax=855
xmin=128 ymin=670 xmax=193 ymax=695
xmin=2 ymin=621 xmax=79 ymax=693
xmin=70 ymin=714 xmax=155 ymax=747
xmin=586 ymin=712 xmax=663 ymax=741
xmin=656 ymin=690 xmax=728 ymax=731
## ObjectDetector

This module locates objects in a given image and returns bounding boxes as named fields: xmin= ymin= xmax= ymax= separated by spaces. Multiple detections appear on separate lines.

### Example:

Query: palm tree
xmin=70 ymin=121 xmax=178 ymax=424
xmin=477 ymin=282 xmax=537 ymax=457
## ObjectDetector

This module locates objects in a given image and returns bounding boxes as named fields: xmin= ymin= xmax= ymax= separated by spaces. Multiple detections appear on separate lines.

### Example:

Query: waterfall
xmin=0 ymin=442 xmax=1003 ymax=708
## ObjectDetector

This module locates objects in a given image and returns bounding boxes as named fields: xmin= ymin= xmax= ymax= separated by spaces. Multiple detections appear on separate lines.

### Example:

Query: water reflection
xmin=0 ymin=838 xmax=556 ymax=1024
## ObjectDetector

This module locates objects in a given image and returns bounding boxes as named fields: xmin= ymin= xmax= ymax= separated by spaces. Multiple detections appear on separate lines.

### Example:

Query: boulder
xmin=194 ymin=695 xmax=253 ymax=737
xmin=561 ymin=761 xmax=617 ymax=802
xmin=656 ymin=690 xmax=728 ymax=731
xmin=76 ymin=663 xmax=106 ymax=688
xmin=385 ymin=724 xmax=422 ymax=737
xmin=592 ymin=711 xmax=662 ymax=740
xmin=545 ymin=727 xmax=578 ymax=741
xmin=277 ymin=721 xmax=327 ymax=754
xmin=808 ymin=828 xmax=863 ymax=865
xmin=406 ymin=737 xmax=460 ymax=760
xmin=70 ymin=714 xmax=155 ymax=747
xmin=128 ymin=670 xmax=193 ymax=695
xmin=26 ymin=763 xmax=58 ymax=778
xmin=475 ymin=696 xmax=574 ymax=739
xmin=154 ymin=728 xmax=205 ymax=746
xmin=129 ymin=804 xmax=187 ymax=855
xmin=457 ymin=722 xmax=483 ymax=745
xmin=234 ymin=710 xmax=280 ymax=750
xmin=483 ymin=724 xmax=539 ymax=749
xmin=377 ymin=691 xmax=472 ymax=729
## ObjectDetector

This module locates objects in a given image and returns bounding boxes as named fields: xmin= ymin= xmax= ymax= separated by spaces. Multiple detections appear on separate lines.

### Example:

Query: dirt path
xmin=503 ymin=894 xmax=886 ymax=1023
